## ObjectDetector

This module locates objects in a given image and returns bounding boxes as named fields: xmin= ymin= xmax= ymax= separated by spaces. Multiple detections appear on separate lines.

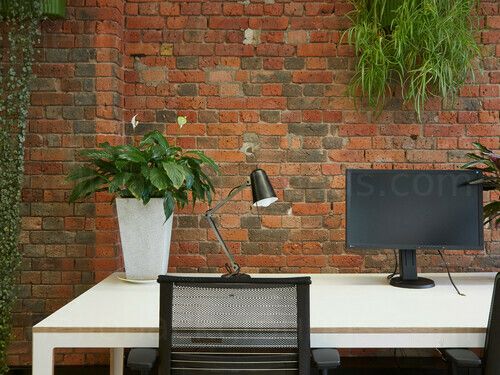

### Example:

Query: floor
xmin=9 ymin=357 xmax=448 ymax=374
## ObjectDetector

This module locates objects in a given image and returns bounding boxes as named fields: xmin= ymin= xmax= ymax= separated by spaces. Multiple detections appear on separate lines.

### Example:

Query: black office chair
xmin=442 ymin=272 xmax=500 ymax=375
xmin=128 ymin=275 xmax=340 ymax=375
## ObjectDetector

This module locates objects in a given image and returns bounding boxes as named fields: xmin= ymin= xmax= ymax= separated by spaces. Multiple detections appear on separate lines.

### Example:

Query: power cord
xmin=437 ymin=249 xmax=466 ymax=297
xmin=387 ymin=249 xmax=398 ymax=280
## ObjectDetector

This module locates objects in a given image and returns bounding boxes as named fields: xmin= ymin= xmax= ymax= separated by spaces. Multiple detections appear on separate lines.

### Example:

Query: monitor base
xmin=390 ymin=276 xmax=435 ymax=289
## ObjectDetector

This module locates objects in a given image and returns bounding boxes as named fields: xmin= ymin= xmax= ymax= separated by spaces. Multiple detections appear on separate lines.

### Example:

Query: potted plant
xmin=462 ymin=142 xmax=500 ymax=227
xmin=67 ymin=117 xmax=218 ymax=280
xmin=345 ymin=0 xmax=479 ymax=119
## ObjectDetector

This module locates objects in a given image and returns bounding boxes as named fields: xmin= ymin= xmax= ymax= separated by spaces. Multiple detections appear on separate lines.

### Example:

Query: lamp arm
xmin=205 ymin=180 xmax=250 ymax=275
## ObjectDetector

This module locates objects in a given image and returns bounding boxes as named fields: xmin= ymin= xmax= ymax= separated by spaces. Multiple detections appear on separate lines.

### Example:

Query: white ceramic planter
xmin=115 ymin=198 xmax=173 ymax=280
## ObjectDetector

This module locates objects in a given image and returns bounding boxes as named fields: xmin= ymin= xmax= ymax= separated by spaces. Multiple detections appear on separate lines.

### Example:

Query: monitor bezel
xmin=345 ymin=169 xmax=484 ymax=251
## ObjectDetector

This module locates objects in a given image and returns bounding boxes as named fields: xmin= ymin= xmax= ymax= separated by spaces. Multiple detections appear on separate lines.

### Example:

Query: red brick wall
xmin=8 ymin=0 xmax=499 ymax=367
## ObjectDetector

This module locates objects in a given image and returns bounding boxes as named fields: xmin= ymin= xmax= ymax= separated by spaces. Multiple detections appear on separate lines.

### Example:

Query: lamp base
xmin=222 ymin=272 xmax=251 ymax=279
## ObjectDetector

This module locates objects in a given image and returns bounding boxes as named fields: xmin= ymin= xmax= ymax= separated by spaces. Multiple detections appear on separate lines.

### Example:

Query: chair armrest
xmin=127 ymin=348 xmax=158 ymax=371
xmin=443 ymin=349 xmax=482 ymax=368
xmin=312 ymin=348 xmax=341 ymax=369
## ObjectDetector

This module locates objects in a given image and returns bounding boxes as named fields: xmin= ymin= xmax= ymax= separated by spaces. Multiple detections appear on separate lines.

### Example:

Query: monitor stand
xmin=390 ymin=249 xmax=435 ymax=289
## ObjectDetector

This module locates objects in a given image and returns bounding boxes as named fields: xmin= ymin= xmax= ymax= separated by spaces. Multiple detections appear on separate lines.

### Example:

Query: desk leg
xmin=32 ymin=334 xmax=54 ymax=375
xmin=110 ymin=348 xmax=124 ymax=375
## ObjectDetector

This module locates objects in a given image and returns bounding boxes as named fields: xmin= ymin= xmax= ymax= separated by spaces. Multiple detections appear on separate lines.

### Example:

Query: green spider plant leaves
xmin=346 ymin=0 xmax=480 ymax=120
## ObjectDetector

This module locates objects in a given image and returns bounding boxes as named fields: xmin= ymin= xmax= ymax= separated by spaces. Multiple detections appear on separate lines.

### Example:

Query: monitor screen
xmin=346 ymin=169 xmax=484 ymax=250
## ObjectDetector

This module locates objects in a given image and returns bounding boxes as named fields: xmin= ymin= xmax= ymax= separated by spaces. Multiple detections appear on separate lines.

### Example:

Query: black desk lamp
xmin=205 ymin=169 xmax=278 ymax=278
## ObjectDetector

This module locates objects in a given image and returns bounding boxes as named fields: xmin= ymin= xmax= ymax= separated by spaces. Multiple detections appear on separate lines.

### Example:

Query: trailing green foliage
xmin=0 ymin=1 xmax=43 ymax=373
xmin=462 ymin=143 xmax=500 ymax=227
xmin=346 ymin=0 xmax=480 ymax=119
xmin=68 ymin=130 xmax=219 ymax=219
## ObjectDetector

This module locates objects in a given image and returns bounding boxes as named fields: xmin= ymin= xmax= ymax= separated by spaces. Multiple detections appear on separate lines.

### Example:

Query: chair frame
xmin=158 ymin=275 xmax=312 ymax=375
xmin=443 ymin=272 xmax=500 ymax=375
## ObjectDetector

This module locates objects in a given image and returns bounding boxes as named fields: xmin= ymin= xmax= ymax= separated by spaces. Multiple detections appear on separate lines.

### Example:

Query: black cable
xmin=387 ymin=249 xmax=398 ymax=280
xmin=437 ymin=249 xmax=466 ymax=297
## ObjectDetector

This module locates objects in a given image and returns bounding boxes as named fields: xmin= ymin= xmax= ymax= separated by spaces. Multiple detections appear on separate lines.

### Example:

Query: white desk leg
xmin=32 ymin=334 xmax=54 ymax=375
xmin=110 ymin=347 xmax=124 ymax=375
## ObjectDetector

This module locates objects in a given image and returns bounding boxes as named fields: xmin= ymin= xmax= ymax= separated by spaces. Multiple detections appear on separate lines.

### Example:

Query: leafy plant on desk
xmin=462 ymin=142 xmax=500 ymax=227
xmin=0 ymin=1 xmax=43 ymax=373
xmin=345 ymin=0 xmax=480 ymax=120
xmin=67 ymin=119 xmax=219 ymax=219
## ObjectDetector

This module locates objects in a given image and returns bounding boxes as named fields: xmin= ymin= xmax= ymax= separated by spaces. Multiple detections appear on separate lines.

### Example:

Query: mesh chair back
xmin=158 ymin=275 xmax=311 ymax=375
xmin=484 ymin=273 xmax=500 ymax=375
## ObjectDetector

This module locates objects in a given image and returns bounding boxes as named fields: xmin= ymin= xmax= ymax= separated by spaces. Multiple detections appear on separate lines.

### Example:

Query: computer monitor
xmin=346 ymin=169 xmax=484 ymax=289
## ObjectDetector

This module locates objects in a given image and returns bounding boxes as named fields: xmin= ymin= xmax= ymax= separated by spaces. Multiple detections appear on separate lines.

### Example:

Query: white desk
xmin=32 ymin=272 xmax=495 ymax=375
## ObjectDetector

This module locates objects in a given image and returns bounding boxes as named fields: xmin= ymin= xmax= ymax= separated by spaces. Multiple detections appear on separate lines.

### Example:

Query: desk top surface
xmin=34 ymin=272 xmax=496 ymax=334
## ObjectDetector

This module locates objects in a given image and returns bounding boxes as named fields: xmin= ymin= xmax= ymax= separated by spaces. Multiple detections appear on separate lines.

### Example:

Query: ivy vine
xmin=0 ymin=1 xmax=43 ymax=372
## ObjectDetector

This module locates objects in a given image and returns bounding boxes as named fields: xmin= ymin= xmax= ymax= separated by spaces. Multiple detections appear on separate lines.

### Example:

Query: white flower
xmin=131 ymin=114 xmax=139 ymax=129
xmin=177 ymin=115 xmax=187 ymax=129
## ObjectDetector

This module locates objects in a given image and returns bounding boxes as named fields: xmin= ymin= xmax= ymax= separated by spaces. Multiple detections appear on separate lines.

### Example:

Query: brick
xmin=338 ymin=124 xmax=377 ymax=136
xmin=209 ymin=17 xmax=248 ymax=30
xmin=248 ymin=229 xmax=289 ymax=242
xmin=329 ymin=150 xmax=365 ymax=162
xmin=260 ymin=110 xmax=280 ymax=123
xmin=289 ymin=123 xmax=328 ymax=136
xmin=366 ymin=150 xmax=406 ymax=163
xmin=282 ymin=84 xmax=302 ymax=97
xmin=297 ymin=43 xmax=336 ymax=56
xmin=256 ymin=43 xmax=295 ymax=57
xmin=176 ymin=56 xmax=198 ymax=69
xmin=251 ymin=71 xmax=291 ymax=84
xmin=292 ymin=203 xmax=330 ymax=215
xmin=288 ymin=150 xmax=326 ymax=163
xmin=177 ymin=84 xmax=198 ymax=96
xmin=284 ymin=57 xmax=305 ymax=70
xmin=241 ymin=57 xmax=261 ymax=70
xmin=288 ymin=97 xmax=324 ymax=109
xmin=406 ymin=150 xmax=448 ymax=163
xmin=292 ymin=71 xmax=333 ymax=83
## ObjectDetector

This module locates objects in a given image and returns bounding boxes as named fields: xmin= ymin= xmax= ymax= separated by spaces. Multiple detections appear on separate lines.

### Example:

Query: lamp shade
xmin=250 ymin=169 xmax=278 ymax=207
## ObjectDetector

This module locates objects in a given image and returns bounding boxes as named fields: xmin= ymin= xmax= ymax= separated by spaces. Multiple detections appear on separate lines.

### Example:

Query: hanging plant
xmin=0 ymin=1 xmax=43 ymax=373
xmin=346 ymin=0 xmax=480 ymax=119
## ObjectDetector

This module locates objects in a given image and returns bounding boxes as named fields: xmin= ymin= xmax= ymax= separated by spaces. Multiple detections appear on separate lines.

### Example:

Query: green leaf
xmin=483 ymin=201 xmax=500 ymax=226
xmin=163 ymin=191 xmax=175 ymax=220
xmin=69 ymin=176 xmax=107 ymax=202
xmin=185 ymin=150 xmax=219 ymax=173
xmin=162 ymin=161 xmax=185 ymax=189
xmin=472 ymin=142 xmax=492 ymax=154
xmin=109 ymin=172 xmax=132 ymax=192
xmin=140 ymin=165 xmax=151 ymax=179
xmin=93 ymin=159 xmax=118 ymax=174
xmin=67 ymin=167 xmax=98 ymax=181
xmin=81 ymin=149 xmax=114 ymax=160
xmin=184 ymin=171 xmax=194 ymax=189
xmin=127 ymin=177 xmax=146 ymax=199
xmin=140 ymin=130 xmax=170 ymax=150
xmin=149 ymin=168 xmax=171 ymax=190
xmin=115 ymin=160 xmax=130 ymax=171
xmin=118 ymin=146 xmax=147 ymax=163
